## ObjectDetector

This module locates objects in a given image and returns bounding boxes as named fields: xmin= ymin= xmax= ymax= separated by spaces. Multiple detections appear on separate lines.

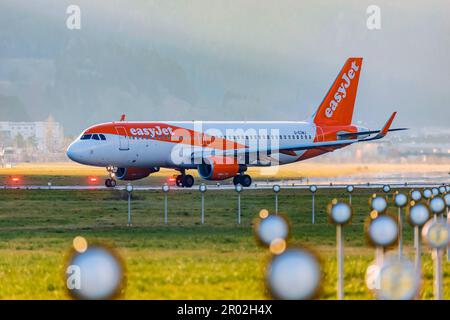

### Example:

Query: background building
xmin=0 ymin=115 xmax=68 ymax=164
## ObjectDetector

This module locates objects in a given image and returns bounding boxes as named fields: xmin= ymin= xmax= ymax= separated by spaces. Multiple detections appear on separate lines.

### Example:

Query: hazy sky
xmin=0 ymin=0 xmax=449 ymax=134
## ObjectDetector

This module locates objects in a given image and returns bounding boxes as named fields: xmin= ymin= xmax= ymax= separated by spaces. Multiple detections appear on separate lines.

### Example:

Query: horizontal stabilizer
xmin=337 ymin=127 xmax=408 ymax=139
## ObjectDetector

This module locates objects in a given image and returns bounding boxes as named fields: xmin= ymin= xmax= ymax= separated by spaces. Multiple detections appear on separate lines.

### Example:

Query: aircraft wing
xmin=191 ymin=112 xmax=403 ymax=161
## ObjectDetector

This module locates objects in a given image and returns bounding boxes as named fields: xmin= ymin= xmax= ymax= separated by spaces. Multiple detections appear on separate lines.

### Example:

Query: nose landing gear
xmin=105 ymin=178 xmax=117 ymax=188
xmin=105 ymin=166 xmax=118 ymax=188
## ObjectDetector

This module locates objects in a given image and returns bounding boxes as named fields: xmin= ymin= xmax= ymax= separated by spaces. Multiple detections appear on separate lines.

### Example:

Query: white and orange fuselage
xmin=68 ymin=121 xmax=366 ymax=168
xmin=67 ymin=58 xmax=405 ymax=187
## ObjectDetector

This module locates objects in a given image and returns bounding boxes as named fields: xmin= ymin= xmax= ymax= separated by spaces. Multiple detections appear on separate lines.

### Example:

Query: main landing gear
xmin=233 ymin=174 xmax=252 ymax=187
xmin=105 ymin=166 xmax=117 ymax=188
xmin=175 ymin=170 xmax=194 ymax=188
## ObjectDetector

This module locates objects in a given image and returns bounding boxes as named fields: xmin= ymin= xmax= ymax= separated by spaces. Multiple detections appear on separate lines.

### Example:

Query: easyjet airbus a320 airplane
xmin=67 ymin=58 xmax=406 ymax=188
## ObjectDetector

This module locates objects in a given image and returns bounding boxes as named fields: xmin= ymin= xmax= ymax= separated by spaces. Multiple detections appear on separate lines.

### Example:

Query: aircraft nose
xmin=66 ymin=142 xmax=82 ymax=163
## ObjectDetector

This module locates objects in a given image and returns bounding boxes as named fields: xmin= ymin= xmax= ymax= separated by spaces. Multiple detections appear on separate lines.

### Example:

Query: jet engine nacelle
xmin=116 ymin=167 xmax=159 ymax=181
xmin=197 ymin=157 xmax=243 ymax=180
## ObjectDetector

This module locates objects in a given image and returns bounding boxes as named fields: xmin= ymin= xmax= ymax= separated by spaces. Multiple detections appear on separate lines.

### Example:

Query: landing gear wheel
xmin=183 ymin=175 xmax=194 ymax=188
xmin=176 ymin=175 xmax=183 ymax=187
xmin=233 ymin=176 xmax=240 ymax=186
xmin=105 ymin=178 xmax=117 ymax=188
xmin=240 ymin=174 xmax=252 ymax=187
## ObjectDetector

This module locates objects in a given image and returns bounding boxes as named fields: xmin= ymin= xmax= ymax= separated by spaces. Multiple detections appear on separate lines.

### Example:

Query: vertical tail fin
xmin=313 ymin=57 xmax=363 ymax=126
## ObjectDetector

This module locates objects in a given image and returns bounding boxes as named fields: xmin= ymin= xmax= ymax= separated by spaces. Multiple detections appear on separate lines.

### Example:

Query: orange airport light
xmin=88 ymin=177 xmax=98 ymax=183
xmin=11 ymin=177 xmax=21 ymax=183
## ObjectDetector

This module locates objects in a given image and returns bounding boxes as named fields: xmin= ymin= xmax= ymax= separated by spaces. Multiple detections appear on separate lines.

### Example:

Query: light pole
xmin=382 ymin=184 xmax=391 ymax=194
xmin=162 ymin=184 xmax=169 ymax=224
xmin=410 ymin=190 xmax=422 ymax=249
xmin=429 ymin=196 xmax=445 ymax=222
xmin=408 ymin=202 xmax=430 ymax=273
xmin=126 ymin=183 xmax=133 ymax=227
xmin=368 ymin=194 xmax=389 ymax=267
xmin=199 ymin=183 xmax=207 ymax=224
xmin=309 ymin=185 xmax=317 ymax=224
xmin=346 ymin=185 xmax=354 ymax=205
xmin=444 ymin=193 xmax=450 ymax=261
xmin=273 ymin=185 xmax=281 ymax=215
xmin=422 ymin=220 xmax=450 ymax=300
xmin=235 ymin=184 xmax=243 ymax=224
xmin=394 ymin=192 xmax=408 ymax=257
xmin=328 ymin=200 xmax=353 ymax=300
xmin=367 ymin=214 xmax=398 ymax=268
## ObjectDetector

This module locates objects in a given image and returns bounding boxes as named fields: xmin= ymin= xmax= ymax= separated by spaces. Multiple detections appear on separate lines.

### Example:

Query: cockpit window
xmin=80 ymin=133 xmax=106 ymax=141
xmin=80 ymin=134 xmax=92 ymax=140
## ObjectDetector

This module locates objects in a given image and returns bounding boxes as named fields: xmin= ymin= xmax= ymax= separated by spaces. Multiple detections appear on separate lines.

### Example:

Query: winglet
xmin=372 ymin=112 xmax=397 ymax=140
xmin=120 ymin=114 xmax=126 ymax=121
xmin=380 ymin=112 xmax=396 ymax=135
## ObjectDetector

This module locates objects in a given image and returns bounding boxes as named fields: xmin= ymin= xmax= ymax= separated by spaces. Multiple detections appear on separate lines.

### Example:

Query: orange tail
xmin=313 ymin=57 xmax=363 ymax=126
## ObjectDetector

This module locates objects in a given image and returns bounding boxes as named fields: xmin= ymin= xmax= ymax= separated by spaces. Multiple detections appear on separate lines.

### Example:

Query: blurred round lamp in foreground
xmin=423 ymin=189 xmax=433 ymax=199
xmin=370 ymin=195 xmax=388 ymax=213
xmin=429 ymin=197 xmax=446 ymax=215
xmin=377 ymin=257 xmax=420 ymax=300
xmin=394 ymin=193 xmax=408 ymax=208
xmin=66 ymin=239 xmax=125 ymax=300
xmin=255 ymin=214 xmax=289 ymax=247
xmin=73 ymin=236 xmax=88 ymax=253
xmin=328 ymin=201 xmax=352 ymax=225
xmin=346 ymin=185 xmax=354 ymax=193
xmin=432 ymin=188 xmax=439 ymax=197
xmin=368 ymin=215 xmax=398 ymax=247
xmin=410 ymin=190 xmax=422 ymax=202
xmin=422 ymin=220 xmax=450 ymax=249
xmin=444 ymin=193 xmax=450 ymax=207
xmin=259 ymin=209 xmax=269 ymax=219
xmin=266 ymin=248 xmax=321 ymax=300
xmin=438 ymin=186 xmax=446 ymax=194
xmin=408 ymin=203 xmax=431 ymax=227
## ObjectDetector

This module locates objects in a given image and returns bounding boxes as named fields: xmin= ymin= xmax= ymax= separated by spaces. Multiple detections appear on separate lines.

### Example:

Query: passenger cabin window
xmin=92 ymin=134 xmax=100 ymax=140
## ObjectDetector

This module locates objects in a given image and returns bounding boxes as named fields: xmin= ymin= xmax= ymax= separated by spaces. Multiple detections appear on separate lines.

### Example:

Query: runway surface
xmin=1 ymin=182 xmax=447 ymax=191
